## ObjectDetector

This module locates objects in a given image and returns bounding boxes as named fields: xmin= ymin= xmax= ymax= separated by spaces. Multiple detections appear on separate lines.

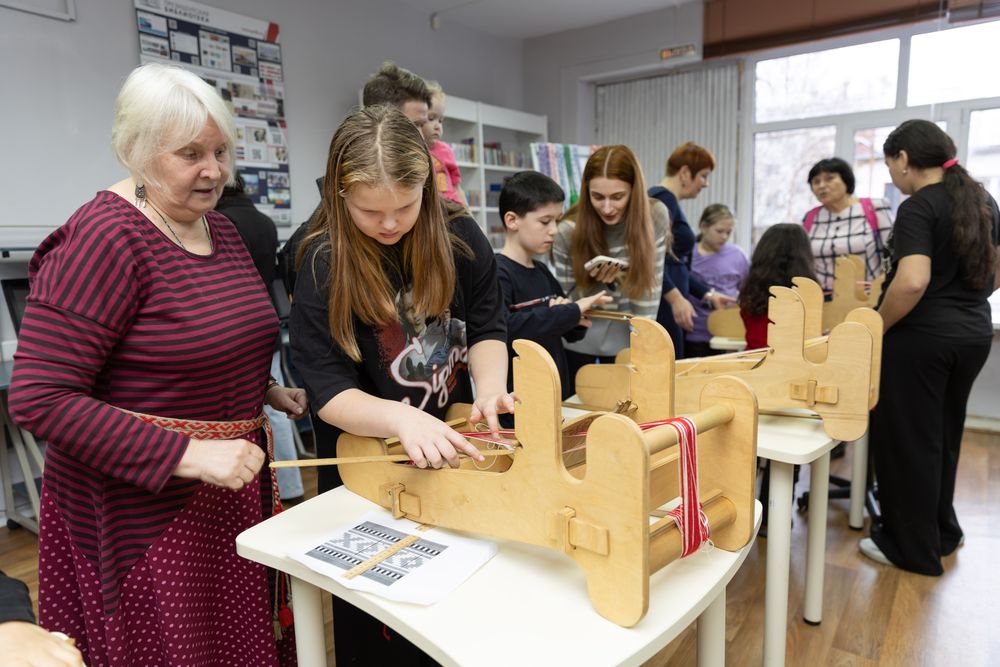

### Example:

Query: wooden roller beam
xmin=641 ymin=404 xmax=735 ymax=455
xmin=649 ymin=492 xmax=737 ymax=573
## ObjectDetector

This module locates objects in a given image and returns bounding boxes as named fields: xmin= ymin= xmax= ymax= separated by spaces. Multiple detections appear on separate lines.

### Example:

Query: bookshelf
xmin=441 ymin=96 xmax=547 ymax=249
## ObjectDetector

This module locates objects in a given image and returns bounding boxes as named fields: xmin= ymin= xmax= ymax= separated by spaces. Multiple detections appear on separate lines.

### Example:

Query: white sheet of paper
xmin=288 ymin=510 xmax=497 ymax=605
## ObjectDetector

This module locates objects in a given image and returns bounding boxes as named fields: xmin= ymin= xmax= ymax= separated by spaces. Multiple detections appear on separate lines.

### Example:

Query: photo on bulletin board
xmin=132 ymin=0 xmax=293 ymax=226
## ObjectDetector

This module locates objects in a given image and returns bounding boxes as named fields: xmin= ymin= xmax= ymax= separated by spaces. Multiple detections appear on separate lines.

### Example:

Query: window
xmin=742 ymin=19 xmax=1000 ymax=252
xmin=754 ymin=40 xmax=899 ymax=123
xmin=967 ymin=108 xmax=1000 ymax=202
xmin=853 ymin=126 xmax=894 ymax=201
xmin=909 ymin=22 xmax=1000 ymax=106
xmin=853 ymin=122 xmax=946 ymax=212
xmin=753 ymin=126 xmax=836 ymax=238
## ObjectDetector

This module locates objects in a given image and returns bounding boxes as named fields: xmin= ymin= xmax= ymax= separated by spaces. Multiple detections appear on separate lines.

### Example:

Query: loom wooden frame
xmin=577 ymin=280 xmax=881 ymax=442
xmin=336 ymin=322 xmax=758 ymax=627
xmin=706 ymin=258 xmax=884 ymax=339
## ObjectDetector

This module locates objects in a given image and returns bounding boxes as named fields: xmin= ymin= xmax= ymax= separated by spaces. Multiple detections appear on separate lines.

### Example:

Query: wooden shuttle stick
xmin=271 ymin=448 xmax=516 ymax=469
xmin=584 ymin=309 xmax=634 ymax=322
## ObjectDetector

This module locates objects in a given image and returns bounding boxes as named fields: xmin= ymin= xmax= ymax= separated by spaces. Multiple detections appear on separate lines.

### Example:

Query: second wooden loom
xmin=577 ymin=280 xmax=881 ymax=442
xmin=706 ymin=257 xmax=884 ymax=340
xmin=336 ymin=328 xmax=758 ymax=627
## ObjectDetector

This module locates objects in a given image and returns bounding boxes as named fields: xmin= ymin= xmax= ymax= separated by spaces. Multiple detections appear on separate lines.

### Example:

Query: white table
xmin=237 ymin=486 xmax=761 ymax=667
xmin=708 ymin=336 xmax=746 ymax=352
xmin=755 ymin=414 xmax=838 ymax=667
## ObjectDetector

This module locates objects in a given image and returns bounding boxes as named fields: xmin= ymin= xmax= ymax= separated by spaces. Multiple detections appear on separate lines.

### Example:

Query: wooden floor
xmin=3 ymin=430 xmax=999 ymax=666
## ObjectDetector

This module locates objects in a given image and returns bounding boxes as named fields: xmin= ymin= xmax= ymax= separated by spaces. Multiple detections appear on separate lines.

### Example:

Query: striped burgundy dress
xmin=9 ymin=191 xmax=291 ymax=666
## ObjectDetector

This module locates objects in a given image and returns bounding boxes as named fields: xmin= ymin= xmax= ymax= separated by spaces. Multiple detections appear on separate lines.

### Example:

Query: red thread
xmin=662 ymin=417 xmax=710 ymax=556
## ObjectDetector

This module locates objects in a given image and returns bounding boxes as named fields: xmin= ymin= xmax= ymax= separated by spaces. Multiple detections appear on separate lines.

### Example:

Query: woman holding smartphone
xmin=551 ymin=145 xmax=669 ymax=390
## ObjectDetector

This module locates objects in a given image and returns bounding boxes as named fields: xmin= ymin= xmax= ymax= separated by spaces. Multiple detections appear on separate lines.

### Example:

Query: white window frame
xmin=736 ymin=17 xmax=1000 ymax=246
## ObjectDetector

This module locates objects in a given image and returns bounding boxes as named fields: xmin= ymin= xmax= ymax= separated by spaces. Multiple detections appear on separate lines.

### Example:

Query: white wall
xmin=0 ymin=0 xmax=524 ymax=346
xmin=522 ymin=2 xmax=703 ymax=144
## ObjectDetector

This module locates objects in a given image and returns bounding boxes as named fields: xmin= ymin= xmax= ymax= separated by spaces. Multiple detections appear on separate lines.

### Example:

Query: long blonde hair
xmin=298 ymin=105 xmax=468 ymax=362
xmin=569 ymin=145 xmax=657 ymax=299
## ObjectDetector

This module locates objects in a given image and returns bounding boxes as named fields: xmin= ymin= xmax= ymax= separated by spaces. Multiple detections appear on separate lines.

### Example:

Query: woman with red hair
xmin=649 ymin=141 xmax=733 ymax=357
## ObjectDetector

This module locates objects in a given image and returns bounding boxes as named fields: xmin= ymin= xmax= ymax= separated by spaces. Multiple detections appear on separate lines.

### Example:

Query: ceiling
xmin=392 ymin=0 xmax=696 ymax=39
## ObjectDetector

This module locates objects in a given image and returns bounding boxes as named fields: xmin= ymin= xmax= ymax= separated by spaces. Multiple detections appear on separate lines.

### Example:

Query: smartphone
xmin=583 ymin=255 xmax=629 ymax=271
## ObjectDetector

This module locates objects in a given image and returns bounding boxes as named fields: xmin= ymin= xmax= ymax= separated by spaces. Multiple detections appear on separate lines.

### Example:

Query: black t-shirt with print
xmin=495 ymin=254 xmax=586 ymax=400
xmin=291 ymin=215 xmax=506 ymax=437
xmin=881 ymin=182 xmax=999 ymax=339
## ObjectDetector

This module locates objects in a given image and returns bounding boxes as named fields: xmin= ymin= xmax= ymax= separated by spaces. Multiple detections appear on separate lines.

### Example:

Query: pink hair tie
xmin=942 ymin=158 xmax=959 ymax=170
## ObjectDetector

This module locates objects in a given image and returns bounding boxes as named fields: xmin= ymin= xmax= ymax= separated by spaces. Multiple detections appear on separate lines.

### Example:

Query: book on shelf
xmin=482 ymin=141 xmax=531 ymax=168
xmin=449 ymin=139 xmax=477 ymax=163
xmin=486 ymin=182 xmax=502 ymax=207
xmin=530 ymin=143 xmax=598 ymax=208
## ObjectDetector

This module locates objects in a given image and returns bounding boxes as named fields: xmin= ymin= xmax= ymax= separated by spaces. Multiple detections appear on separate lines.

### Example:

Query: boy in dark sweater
xmin=496 ymin=171 xmax=612 ymax=403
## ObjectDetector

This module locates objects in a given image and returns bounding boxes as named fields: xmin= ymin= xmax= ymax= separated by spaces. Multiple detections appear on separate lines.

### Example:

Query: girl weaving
xmin=290 ymin=104 xmax=512 ymax=664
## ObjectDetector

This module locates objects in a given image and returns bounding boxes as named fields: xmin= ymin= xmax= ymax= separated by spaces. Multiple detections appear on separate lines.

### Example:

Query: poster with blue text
xmin=134 ymin=0 xmax=292 ymax=225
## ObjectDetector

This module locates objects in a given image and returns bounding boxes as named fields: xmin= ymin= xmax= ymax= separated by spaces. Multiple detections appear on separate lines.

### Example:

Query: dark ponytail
xmin=883 ymin=119 xmax=995 ymax=290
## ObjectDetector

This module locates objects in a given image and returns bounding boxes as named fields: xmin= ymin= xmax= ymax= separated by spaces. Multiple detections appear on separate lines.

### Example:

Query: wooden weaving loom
xmin=337 ymin=329 xmax=758 ymax=627
xmin=577 ymin=280 xmax=881 ymax=442
xmin=822 ymin=255 xmax=885 ymax=332
xmin=706 ymin=258 xmax=884 ymax=340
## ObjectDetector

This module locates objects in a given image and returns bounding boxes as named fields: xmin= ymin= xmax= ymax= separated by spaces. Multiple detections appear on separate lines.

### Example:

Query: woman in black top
xmin=861 ymin=120 xmax=1000 ymax=575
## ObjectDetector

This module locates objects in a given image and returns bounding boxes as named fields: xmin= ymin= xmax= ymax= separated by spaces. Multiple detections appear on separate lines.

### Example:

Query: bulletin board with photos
xmin=133 ymin=0 xmax=292 ymax=225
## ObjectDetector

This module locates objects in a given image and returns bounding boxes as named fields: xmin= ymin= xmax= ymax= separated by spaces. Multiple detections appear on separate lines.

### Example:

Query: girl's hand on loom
xmin=469 ymin=392 xmax=517 ymax=441
xmin=174 ymin=438 xmax=266 ymax=490
xmin=395 ymin=408 xmax=484 ymax=469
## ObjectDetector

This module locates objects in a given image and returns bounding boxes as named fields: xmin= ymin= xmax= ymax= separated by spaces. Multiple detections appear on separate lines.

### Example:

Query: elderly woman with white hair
xmin=9 ymin=63 xmax=305 ymax=666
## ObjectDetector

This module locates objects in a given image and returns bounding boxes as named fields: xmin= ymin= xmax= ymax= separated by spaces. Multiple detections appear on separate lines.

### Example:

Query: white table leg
xmin=804 ymin=452 xmax=830 ymax=624
xmin=697 ymin=589 xmax=726 ymax=667
xmin=848 ymin=433 xmax=867 ymax=530
xmin=290 ymin=576 xmax=327 ymax=667
xmin=763 ymin=461 xmax=794 ymax=667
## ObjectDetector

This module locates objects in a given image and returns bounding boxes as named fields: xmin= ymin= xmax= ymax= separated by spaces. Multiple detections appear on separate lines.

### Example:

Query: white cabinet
xmin=440 ymin=96 xmax=547 ymax=249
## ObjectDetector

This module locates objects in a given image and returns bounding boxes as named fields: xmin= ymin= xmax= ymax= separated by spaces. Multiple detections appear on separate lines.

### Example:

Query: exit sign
xmin=660 ymin=44 xmax=697 ymax=60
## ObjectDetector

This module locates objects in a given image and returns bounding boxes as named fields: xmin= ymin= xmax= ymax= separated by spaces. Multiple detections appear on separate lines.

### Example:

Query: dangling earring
xmin=134 ymin=183 xmax=147 ymax=208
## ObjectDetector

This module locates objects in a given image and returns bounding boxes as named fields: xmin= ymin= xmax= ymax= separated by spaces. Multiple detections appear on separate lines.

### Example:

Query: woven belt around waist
xmin=123 ymin=410 xmax=282 ymax=515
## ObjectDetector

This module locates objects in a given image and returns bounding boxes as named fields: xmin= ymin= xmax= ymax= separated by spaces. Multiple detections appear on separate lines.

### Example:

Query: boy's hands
xmin=573 ymin=290 xmax=614 ymax=327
